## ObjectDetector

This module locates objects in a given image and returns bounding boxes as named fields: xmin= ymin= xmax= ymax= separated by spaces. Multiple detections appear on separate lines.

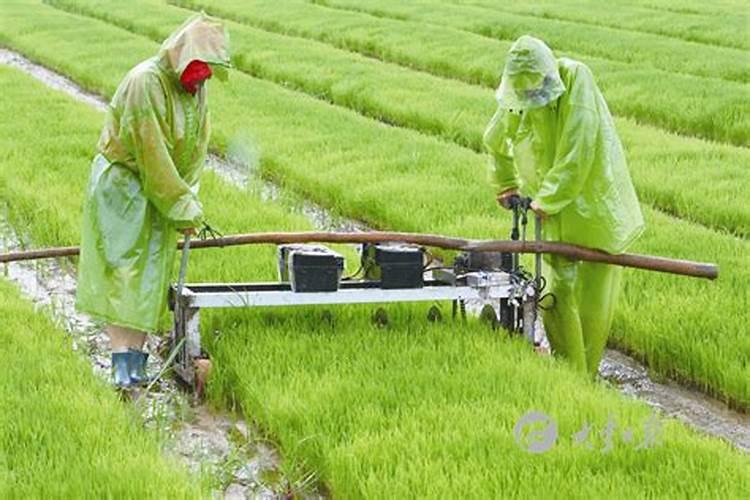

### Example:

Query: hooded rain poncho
xmin=76 ymin=13 xmax=230 ymax=332
xmin=484 ymin=36 xmax=644 ymax=374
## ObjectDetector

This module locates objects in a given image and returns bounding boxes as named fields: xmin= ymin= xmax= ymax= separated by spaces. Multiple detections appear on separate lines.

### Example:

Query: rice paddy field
xmin=0 ymin=0 xmax=748 ymax=497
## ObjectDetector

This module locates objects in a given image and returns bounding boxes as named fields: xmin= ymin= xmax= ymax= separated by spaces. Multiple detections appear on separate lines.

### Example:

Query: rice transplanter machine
xmin=170 ymin=197 xmax=547 ymax=384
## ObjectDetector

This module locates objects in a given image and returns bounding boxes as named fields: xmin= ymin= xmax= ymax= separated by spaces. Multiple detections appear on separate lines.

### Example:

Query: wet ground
xmin=0 ymin=217 xmax=310 ymax=498
xmin=205 ymin=154 xmax=369 ymax=233
xmin=600 ymin=349 xmax=749 ymax=452
xmin=0 ymin=48 xmax=107 ymax=112
xmin=0 ymin=48 xmax=746 ymax=499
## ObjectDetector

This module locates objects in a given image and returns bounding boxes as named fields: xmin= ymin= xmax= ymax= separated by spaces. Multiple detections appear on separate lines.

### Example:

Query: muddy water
xmin=1 ymin=46 xmax=747 ymax=463
xmin=600 ymin=349 xmax=749 ymax=452
xmin=0 ymin=48 xmax=107 ymax=112
xmin=471 ymin=297 xmax=749 ymax=452
xmin=205 ymin=154 xmax=368 ymax=233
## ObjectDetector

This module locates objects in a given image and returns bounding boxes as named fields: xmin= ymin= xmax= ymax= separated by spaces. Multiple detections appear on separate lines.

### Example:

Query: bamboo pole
xmin=0 ymin=231 xmax=718 ymax=280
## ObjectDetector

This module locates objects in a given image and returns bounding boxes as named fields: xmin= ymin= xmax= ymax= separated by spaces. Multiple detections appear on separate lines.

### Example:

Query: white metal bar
xmin=185 ymin=285 xmax=513 ymax=308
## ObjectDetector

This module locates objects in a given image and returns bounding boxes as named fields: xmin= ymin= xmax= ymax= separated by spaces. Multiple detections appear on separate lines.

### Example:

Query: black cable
xmin=538 ymin=292 xmax=557 ymax=311
xmin=537 ymin=275 xmax=548 ymax=293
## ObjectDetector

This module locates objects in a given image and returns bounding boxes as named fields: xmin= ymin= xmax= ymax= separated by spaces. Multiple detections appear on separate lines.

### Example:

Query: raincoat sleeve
xmin=120 ymin=72 xmax=204 ymax=229
xmin=483 ymin=108 xmax=521 ymax=193
xmin=534 ymin=67 xmax=598 ymax=215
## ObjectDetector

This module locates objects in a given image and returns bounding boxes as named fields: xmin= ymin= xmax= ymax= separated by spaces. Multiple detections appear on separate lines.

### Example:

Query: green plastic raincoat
xmin=76 ymin=14 xmax=230 ymax=332
xmin=484 ymin=36 xmax=644 ymax=374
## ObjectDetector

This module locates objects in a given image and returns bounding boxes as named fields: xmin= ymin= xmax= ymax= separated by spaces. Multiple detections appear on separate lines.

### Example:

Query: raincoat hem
xmin=75 ymin=302 xmax=161 ymax=333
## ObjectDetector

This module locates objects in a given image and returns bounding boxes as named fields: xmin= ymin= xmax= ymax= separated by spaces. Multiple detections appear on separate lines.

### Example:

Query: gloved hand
xmin=496 ymin=188 xmax=519 ymax=209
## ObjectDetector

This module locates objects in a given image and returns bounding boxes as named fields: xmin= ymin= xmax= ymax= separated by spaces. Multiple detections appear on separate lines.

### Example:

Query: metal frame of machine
xmin=170 ymin=197 xmax=544 ymax=384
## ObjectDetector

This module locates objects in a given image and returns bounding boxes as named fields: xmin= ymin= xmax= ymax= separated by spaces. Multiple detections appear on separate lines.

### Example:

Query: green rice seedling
xmin=449 ymin=0 xmax=750 ymax=50
xmin=168 ymin=0 xmax=750 ymax=146
xmin=306 ymin=0 xmax=750 ymax=83
xmin=553 ymin=0 xmax=746 ymax=18
xmin=49 ymin=0 xmax=750 ymax=148
xmin=15 ymin=0 xmax=750 ymax=236
xmin=205 ymin=306 xmax=750 ymax=497
xmin=0 ymin=5 xmax=748 ymax=405
xmin=0 ymin=281 xmax=206 ymax=497
xmin=47 ymin=0 xmax=491 ymax=151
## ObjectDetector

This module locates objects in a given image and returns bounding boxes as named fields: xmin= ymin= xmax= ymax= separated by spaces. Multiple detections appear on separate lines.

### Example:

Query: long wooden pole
xmin=0 ymin=231 xmax=718 ymax=280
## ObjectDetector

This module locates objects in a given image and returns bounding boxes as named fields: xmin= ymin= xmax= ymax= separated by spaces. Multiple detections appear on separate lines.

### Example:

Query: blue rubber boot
xmin=127 ymin=349 xmax=153 ymax=386
xmin=112 ymin=352 xmax=132 ymax=389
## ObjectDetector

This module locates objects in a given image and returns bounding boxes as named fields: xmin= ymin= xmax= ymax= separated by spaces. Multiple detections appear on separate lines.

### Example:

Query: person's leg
xmin=108 ymin=325 xmax=148 ymax=388
xmin=576 ymin=262 xmax=623 ymax=376
xmin=107 ymin=324 xmax=146 ymax=352
xmin=542 ymin=255 xmax=586 ymax=372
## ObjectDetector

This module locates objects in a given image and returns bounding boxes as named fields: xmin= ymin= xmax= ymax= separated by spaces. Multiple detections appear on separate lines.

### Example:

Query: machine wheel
xmin=320 ymin=309 xmax=335 ymax=327
xmin=372 ymin=307 xmax=389 ymax=328
xmin=427 ymin=305 xmax=443 ymax=323
xmin=479 ymin=304 xmax=499 ymax=330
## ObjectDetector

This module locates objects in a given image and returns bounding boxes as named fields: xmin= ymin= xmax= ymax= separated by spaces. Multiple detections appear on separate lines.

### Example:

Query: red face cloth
xmin=180 ymin=60 xmax=212 ymax=95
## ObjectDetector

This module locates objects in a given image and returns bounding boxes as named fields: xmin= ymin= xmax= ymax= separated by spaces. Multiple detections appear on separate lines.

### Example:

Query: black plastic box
xmin=374 ymin=244 xmax=424 ymax=289
xmin=278 ymin=245 xmax=345 ymax=292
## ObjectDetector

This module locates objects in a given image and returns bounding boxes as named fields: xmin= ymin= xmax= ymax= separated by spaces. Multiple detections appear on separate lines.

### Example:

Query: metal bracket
xmin=171 ymin=289 xmax=200 ymax=385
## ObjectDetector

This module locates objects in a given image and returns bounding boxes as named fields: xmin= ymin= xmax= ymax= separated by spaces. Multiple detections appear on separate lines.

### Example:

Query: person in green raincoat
xmin=484 ymin=36 xmax=644 ymax=375
xmin=76 ymin=13 xmax=231 ymax=388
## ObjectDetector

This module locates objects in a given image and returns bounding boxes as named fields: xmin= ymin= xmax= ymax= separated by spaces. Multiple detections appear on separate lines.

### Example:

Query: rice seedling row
xmin=308 ymin=0 xmax=750 ymax=83
xmin=0 ymin=279 xmax=204 ymax=496
xmin=168 ymin=0 xmax=750 ymax=147
xmin=447 ymin=0 xmax=750 ymax=50
xmin=40 ymin=0 xmax=750 ymax=236
xmin=592 ymin=0 xmax=745 ymax=17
